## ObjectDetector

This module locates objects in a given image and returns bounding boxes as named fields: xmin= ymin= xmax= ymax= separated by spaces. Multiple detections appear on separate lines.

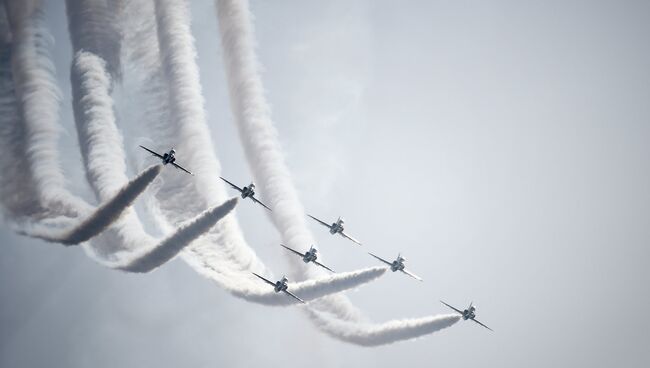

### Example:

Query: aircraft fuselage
xmin=391 ymin=259 xmax=406 ymax=272
xmin=241 ymin=184 xmax=255 ymax=199
xmin=274 ymin=277 xmax=289 ymax=293
xmin=303 ymin=248 xmax=318 ymax=263
xmin=161 ymin=150 xmax=176 ymax=165
xmin=462 ymin=306 xmax=476 ymax=320
xmin=330 ymin=219 xmax=344 ymax=234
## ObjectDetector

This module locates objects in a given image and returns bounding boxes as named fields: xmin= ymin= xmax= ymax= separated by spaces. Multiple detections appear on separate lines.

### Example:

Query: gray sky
xmin=2 ymin=0 xmax=650 ymax=367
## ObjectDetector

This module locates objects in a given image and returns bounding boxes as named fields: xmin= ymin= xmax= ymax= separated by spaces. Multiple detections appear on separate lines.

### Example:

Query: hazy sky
xmin=2 ymin=1 xmax=650 ymax=367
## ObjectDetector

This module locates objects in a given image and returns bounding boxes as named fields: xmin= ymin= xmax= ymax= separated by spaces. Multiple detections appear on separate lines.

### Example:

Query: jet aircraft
xmin=252 ymin=273 xmax=305 ymax=304
xmin=367 ymin=252 xmax=423 ymax=281
xmin=307 ymin=214 xmax=362 ymax=245
xmin=139 ymin=145 xmax=193 ymax=175
xmin=219 ymin=177 xmax=271 ymax=211
xmin=440 ymin=300 xmax=493 ymax=331
xmin=280 ymin=244 xmax=335 ymax=272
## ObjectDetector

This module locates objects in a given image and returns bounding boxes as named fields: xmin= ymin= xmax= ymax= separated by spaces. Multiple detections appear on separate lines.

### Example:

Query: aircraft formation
xmin=140 ymin=145 xmax=492 ymax=331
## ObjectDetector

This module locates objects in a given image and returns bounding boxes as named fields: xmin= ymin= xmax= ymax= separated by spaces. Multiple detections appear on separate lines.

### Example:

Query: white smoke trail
xmin=70 ymin=49 xmax=154 ymax=255
xmin=65 ymin=0 xmax=123 ymax=79
xmin=115 ymin=197 xmax=240 ymax=273
xmin=21 ymin=164 xmax=160 ymax=245
xmin=4 ymin=0 xmax=89 ymax=217
xmin=186 ymin=256 xmax=386 ymax=305
xmin=0 ymin=6 xmax=43 ymax=221
xmin=214 ymin=0 xmax=460 ymax=344
xmin=306 ymin=310 xmax=461 ymax=347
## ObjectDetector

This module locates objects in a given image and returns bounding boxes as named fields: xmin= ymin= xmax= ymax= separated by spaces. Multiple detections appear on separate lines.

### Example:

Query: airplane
xmin=367 ymin=252 xmax=423 ymax=281
xmin=252 ymin=273 xmax=305 ymax=304
xmin=280 ymin=244 xmax=335 ymax=272
xmin=440 ymin=300 xmax=493 ymax=331
xmin=219 ymin=177 xmax=271 ymax=211
xmin=307 ymin=214 xmax=362 ymax=245
xmin=139 ymin=145 xmax=193 ymax=175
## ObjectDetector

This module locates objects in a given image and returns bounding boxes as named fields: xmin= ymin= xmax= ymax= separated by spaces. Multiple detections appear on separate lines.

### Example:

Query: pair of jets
xmin=279 ymin=246 xmax=422 ymax=281
xmin=250 ymin=271 xmax=492 ymax=331
xmin=140 ymin=145 xmax=272 ymax=210
xmin=252 ymin=244 xmax=334 ymax=304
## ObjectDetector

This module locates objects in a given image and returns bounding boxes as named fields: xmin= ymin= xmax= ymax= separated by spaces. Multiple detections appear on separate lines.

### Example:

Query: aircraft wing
xmin=283 ymin=289 xmax=306 ymax=304
xmin=367 ymin=252 xmax=393 ymax=267
xmin=440 ymin=300 xmax=464 ymax=315
xmin=313 ymin=260 xmax=335 ymax=273
xmin=251 ymin=196 xmax=272 ymax=211
xmin=471 ymin=318 xmax=493 ymax=331
xmin=401 ymin=268 xmax=423 ymax=282
xmin=172 ymin=162 xmax=194 ymax=175
xmin=252 ymin=272 xmax=276 ymax=288
xmin=139 ymin=145 xmax=164 ymax=159
xmin=307 ymin=214 xmax=332 ymax=229
xmin=279 ymin=244 xmax=305 ymax=258
xmin=340 ymin=231 xmax=362 ymax=245
xmin=219 ymin=176 xmax=244 ymax=193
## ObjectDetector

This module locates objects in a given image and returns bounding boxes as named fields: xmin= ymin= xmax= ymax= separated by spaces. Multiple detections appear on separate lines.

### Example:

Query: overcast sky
xmin=2 ymin=1 xmax=650 ymax=367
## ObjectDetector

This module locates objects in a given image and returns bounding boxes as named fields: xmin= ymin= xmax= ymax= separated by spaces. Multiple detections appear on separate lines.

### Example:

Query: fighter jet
xmin=307 ymin=214 xmax=362 ymax=245
xmin=139 ymin=145 xmax=193 ymax=175
xmin=367 ymin=252 xmax=423 ymax=281
xmin=440 ymin=300 xmax=493 ymax=331
xmin=219 ymin=177 xmax=271 ymax=211
xmin=280 ymin=244 xmax=335 ymax=272
xmin=252 ymin=273 xmax=305 ymax=304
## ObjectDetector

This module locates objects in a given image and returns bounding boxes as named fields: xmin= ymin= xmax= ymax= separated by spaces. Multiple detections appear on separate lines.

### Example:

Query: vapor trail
xmin=70 ymin=49 xmax=154 ymax=255
xmin=231 ymin=267 xmax=386 ymax=306
xmin=20 ymin=165 xmax=161 ymax=245
xmin=65 ymin=0 xmax=123 ymax=79
xmin=215 ymin=0 xmax=460 ymax=343
xmin=183 ymin=252 xmax=386 ymax=306
xmin=306 ymin=310 xmax=461 ymax=346
xmin=4 ymin=0 xmax=89 ymax=217
xmin=0 ymin=6 xmax=43 ymax=221
xmin=116 ymin=197 xmax=239 ymax=273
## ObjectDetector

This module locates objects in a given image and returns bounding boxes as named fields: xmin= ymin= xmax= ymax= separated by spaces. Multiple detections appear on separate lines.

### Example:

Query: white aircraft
xmin=219 ymin=177 xmax=271 ymax=211
xmin=280 ymin=244 xmax=335 ymax=272
xmin=139 ymin=145 xmax=193 ymax=175
xmin=252 ymin=273 xmax=305 ymax=304
xmin=440 ymin=300 xmax=493 ymax=331
xmin=307 ymin=214 xmax=362 ymax=245
xmin=367 ymin=252 xmax=423 ymax=281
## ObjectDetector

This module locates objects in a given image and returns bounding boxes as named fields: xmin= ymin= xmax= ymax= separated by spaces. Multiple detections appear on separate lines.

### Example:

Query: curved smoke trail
xmin=70 ymin=48 xmax=154 ymax=255
xmin=4 ymin=0 xmax=89 ymax=217
xmin=65 ymin=0 xmax=122 ymax=80
xmin=20 ymin=165 xmax=160 ymax=245
xmin=306 ymin=310 xmax=461 ymax=347
xmin=0 ymin=5 xmax=43 ymax=222
xmin=214 ymin=0 xmax=460 ymax=344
